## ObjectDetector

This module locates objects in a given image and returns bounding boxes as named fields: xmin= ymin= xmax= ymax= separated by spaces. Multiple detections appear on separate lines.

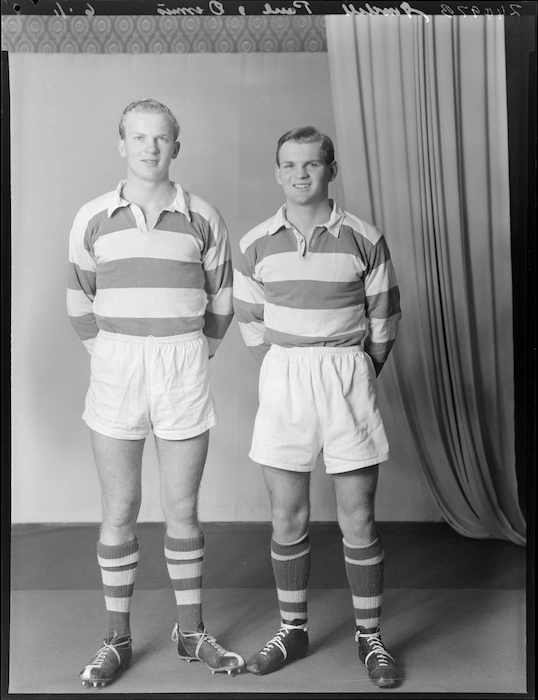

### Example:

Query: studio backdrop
xmin=6 ymin=14 xmax=523 ymax=541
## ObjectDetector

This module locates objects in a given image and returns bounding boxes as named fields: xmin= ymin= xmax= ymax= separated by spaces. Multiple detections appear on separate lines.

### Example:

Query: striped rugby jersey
xmin=233 ymin=201 xmax=401 ymax=371
xmin=68 ymin=181 xmax=233 ymax=355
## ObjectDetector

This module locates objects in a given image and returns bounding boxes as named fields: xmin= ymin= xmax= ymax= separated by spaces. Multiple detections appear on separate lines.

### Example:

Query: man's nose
xmin=145 ymin=140 xmax=159 ymax=152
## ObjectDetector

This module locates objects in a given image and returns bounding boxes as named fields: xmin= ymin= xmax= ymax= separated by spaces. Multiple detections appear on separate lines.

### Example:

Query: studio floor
xmin=9 ymin=522 xmax=528 ymax=697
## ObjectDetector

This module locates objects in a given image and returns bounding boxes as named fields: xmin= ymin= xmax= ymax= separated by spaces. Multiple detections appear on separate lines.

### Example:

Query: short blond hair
xmin=119 ymin=99 xmax=180 ymax=141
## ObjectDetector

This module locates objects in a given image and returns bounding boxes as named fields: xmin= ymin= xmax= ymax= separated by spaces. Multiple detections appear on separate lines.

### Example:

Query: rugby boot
xmin=356 ymin=628 xmax=399 ymax=688
xmin=171 ymin=623 xmax=244 ymax=675
xmin=246 ymin=622 xmax=309 ymax=675
xmin=79 ymin=633 xmax=132 ymax=688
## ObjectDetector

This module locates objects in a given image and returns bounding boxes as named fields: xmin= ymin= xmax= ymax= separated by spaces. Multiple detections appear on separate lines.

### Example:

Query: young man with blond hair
xmin=233 ymin=126 xmax=402 ymax=688
xmin=68 ymin=98 xmax=243 ymax=687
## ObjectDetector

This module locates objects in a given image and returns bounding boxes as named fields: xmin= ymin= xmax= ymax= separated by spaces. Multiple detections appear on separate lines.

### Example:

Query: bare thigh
xmin=155 ymin=430 xmax=210 ymax=539
xmin=91 ymin=430 xmax=145 ymax=545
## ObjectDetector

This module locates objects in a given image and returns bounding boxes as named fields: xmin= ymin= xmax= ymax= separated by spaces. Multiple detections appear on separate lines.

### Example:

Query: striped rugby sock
xmin=97 ymin=538 xmax=139 ymax=637
xmin=165 ymin=533 xmax=204 ymax=632
xmin=343 ymin=535 xmax=384 ymax=632
xmin=271 ymin=532 xmax=311 ymax=625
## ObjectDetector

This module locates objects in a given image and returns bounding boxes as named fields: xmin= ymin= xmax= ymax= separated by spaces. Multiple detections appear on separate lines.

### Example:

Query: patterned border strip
xmin=1 ymin=14 xmax=327 ymax=52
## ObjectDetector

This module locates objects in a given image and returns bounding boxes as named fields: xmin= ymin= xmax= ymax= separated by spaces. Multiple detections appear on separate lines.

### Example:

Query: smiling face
xmin=275 ymin=140 xmax=337 ymax=208
xmin=118 ymin=111 xmax=180 ymax=184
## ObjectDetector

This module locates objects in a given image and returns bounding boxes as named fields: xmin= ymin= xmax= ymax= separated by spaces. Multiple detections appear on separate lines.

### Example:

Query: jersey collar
xmin=108 ymin=181 xmax=192 ymax=221
xmin=266 ymin=200 xmax=346 ymax=237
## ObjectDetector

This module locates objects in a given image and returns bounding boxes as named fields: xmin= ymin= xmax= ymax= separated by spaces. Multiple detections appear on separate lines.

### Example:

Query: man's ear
xmin=172 ymin=141 xmax=181 ymax=159
xmin=118 ymin=139 xmax=126 ymax=158
xmin=275 ymin=163 xmax=282 ymax=186
xmin=329 ymin=160 xmax=338 ymax=182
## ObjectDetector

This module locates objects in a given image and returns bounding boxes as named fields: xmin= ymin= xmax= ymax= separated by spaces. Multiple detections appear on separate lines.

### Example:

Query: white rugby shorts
xmin=249 ymin=345 xmax=389 ymax=474
xmin=83 ymin=330 xmax=216 ymax=440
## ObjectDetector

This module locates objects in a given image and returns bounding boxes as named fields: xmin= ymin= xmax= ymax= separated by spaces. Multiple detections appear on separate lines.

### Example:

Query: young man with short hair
xmin=68 ymin=99 xmax=243 ymax=687
xmin=233 ymin=127 xmax=402 ymax=688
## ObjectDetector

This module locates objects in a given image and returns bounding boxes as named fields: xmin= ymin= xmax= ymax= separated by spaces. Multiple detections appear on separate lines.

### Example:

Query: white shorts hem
xmin=153 ymin=414 xmax=217 ymax=441
xmin=83 ymin=415 xmax=148 ymax=441
xmin=249 ymin=451 xmax=314 ymax=472
xmin=83 ymin=414 xmax=217 ymax=441
xmin=326 ymin=453 xmax=390 ymax=474
xmin=249 ymin=451 xmax=390 ymax=474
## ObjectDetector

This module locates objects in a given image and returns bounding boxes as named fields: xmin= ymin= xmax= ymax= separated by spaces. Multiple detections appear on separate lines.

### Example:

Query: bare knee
xmin=333 ymin=467 xmax=378 ymax=545
xmin=337 ymin=507 xmax=376 ymax=546
xmin=162 ymin=494 xmax=199 ymax=538
xmin=101 ymin=496 xmax=140 ymax=544
xmin=272 ymin=503 xmax=310 ymax=543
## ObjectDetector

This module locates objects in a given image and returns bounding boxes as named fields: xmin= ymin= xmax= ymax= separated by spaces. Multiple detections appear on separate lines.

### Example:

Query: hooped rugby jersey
xmin=233 ymin=201 xmax=401 ymax=371
xmin=68 ymin=182 xmax=233 ymax=356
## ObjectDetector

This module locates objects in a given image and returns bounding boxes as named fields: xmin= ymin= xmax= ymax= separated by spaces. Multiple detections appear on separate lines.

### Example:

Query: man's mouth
xmin=294 ymin=184 xmax=310 ymax=189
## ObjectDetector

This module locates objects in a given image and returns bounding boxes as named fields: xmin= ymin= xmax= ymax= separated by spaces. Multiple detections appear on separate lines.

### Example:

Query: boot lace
xmin=355 ymin=631 xmax=395 ymax=668
xmin=260 ymin=623 xmax=307 ymax=660
xmin=171 ymin=623 xmax=231 ymax=658
xmin=90 ymin=641 xmax=122 ymax=668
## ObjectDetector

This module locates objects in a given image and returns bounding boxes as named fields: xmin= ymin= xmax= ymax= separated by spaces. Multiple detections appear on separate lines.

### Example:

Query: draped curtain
xmin=326 ymin=14 xmax=525 ymax=544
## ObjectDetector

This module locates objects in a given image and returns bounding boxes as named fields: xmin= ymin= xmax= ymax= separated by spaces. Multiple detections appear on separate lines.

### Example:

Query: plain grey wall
xmin=10 ymin=52 xmax=441 ymax=523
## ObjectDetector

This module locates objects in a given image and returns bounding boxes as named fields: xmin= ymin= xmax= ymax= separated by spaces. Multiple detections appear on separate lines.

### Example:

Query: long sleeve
xmin=233 ymin=243 xmax=270 ymax=365
xmin=67 ymin=208 xmax=98 ymax=354
xmin=363 ymin=235 xmax=401 ymax=375
xmin=202 ymin=212 xmax=234 ymax=357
